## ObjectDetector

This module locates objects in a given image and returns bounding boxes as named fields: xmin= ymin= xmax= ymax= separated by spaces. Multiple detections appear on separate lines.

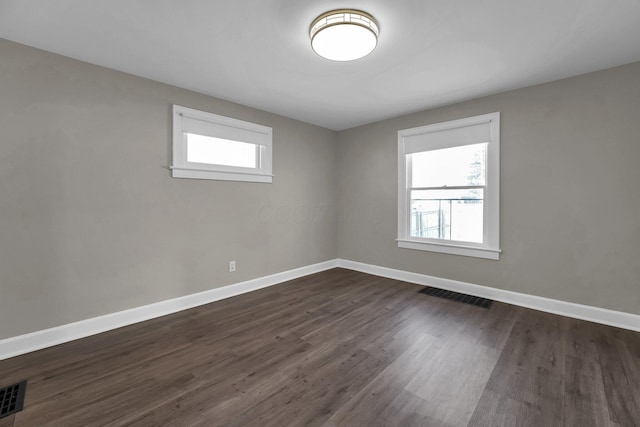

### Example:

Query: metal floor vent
xmin=0 ymin=381 xmax=27 ymax=419
xmin=419 ymin=287 xmax=493 ymax=308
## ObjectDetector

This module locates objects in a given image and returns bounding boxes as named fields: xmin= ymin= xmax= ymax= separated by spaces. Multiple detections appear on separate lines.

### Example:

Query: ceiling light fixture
xmin=310 ymin=9 xmax=379 ymax=61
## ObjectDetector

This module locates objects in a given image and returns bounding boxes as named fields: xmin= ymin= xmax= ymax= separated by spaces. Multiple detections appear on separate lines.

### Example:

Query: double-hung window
xmin=397 ymin=112 xmax=501 ymax=260
xmin=171 ymin=105 xmax=273 ymax=183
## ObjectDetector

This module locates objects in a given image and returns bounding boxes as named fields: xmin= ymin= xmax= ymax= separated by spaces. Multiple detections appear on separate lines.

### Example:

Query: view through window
xmin=409 ymin=143 xmax=487 ymax=243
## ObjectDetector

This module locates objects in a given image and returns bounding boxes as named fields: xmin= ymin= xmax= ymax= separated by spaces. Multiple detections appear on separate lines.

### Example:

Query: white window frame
xmin=171 ymin=105 xmax=273 ymax=183
xmin=397 ymin=112 xmax=501 ymax=260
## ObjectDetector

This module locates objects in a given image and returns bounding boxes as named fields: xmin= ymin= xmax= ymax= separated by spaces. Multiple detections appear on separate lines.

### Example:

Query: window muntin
xmin=171 ymin=105 xmax=272 ymax=183
xmin=398 ymin=112 xmax=500 ymax=260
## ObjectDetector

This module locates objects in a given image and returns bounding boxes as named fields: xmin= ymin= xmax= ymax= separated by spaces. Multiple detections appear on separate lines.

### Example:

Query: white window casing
xmin=171 ymin=105 xmax=273 ymax=183
xmin=397 ymin=112 xmax=501 ymax=260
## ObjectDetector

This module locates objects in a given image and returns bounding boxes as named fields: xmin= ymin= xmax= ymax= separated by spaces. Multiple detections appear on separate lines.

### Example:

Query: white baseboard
xmin=337 ymin=259 xmax=640 ymax=333
xmin=0 ymin=260 xmax=339 ymax=361
xmin=3 ymin=258 xmax=638 ymax=361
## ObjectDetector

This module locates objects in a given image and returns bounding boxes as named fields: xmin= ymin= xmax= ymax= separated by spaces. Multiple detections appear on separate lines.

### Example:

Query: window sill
xmin=397 ymin=239 xmax=501 ymax=260
xmin=171 ymin=167 xmax=273 ymax=183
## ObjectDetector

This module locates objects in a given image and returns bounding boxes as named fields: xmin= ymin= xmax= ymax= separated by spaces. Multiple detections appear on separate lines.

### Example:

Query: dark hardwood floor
xmin=1 ymin=268 xmax=639 ymax=426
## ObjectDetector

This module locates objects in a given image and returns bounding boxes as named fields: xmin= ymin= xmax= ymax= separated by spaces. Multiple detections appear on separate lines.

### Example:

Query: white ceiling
xmin=1 ymin=0 xmax=640 ymax=130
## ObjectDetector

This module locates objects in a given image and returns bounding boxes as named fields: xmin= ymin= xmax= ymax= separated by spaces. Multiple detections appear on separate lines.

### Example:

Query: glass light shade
xmin=310 ymin=10 xmax=379 ymax=61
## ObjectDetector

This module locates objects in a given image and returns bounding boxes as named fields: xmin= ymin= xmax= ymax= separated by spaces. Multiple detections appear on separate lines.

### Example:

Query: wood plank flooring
xmin=1 ymin=268 xmax=639 ymax=426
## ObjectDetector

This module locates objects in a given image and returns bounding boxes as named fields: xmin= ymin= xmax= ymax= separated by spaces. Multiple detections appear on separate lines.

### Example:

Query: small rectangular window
xmin=171 ymin=105 xmax=273 ymax=183
xmin=398 ymin=112 xmax=501 ymax=260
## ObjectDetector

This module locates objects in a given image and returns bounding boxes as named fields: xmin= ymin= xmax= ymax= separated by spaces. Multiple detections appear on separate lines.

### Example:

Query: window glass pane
xmin=411 ymin=143 xmax=487 ymax=188
xmin=410 ymin=189 xmax=483 ymax=243
xmin=186 ymin=133 xmax=257 ymax=168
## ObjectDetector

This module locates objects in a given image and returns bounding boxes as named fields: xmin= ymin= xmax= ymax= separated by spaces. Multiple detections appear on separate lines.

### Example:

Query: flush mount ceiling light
xmin=310 ymin=9 xmax=379 ymax=61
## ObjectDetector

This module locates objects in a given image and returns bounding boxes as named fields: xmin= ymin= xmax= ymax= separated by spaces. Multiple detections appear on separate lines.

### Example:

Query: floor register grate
xmin=419 ymin=287 xmax=493 ymax=308
xmin=0 ymin=381 xmax=27 ymax=419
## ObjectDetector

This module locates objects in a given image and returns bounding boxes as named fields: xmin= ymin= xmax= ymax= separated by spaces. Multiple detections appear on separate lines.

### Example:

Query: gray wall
xmin=337 ymin=61 xmax=640 ymax=315
xmin=0 ymin=39 xmax=337 ymax=339
xmin=2 ymin=37 xmax=639 ymax=341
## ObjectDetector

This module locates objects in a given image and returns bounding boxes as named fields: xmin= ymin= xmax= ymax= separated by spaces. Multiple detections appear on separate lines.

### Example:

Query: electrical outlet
xmin=229 ymin=260 xmax=236 ymax=272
